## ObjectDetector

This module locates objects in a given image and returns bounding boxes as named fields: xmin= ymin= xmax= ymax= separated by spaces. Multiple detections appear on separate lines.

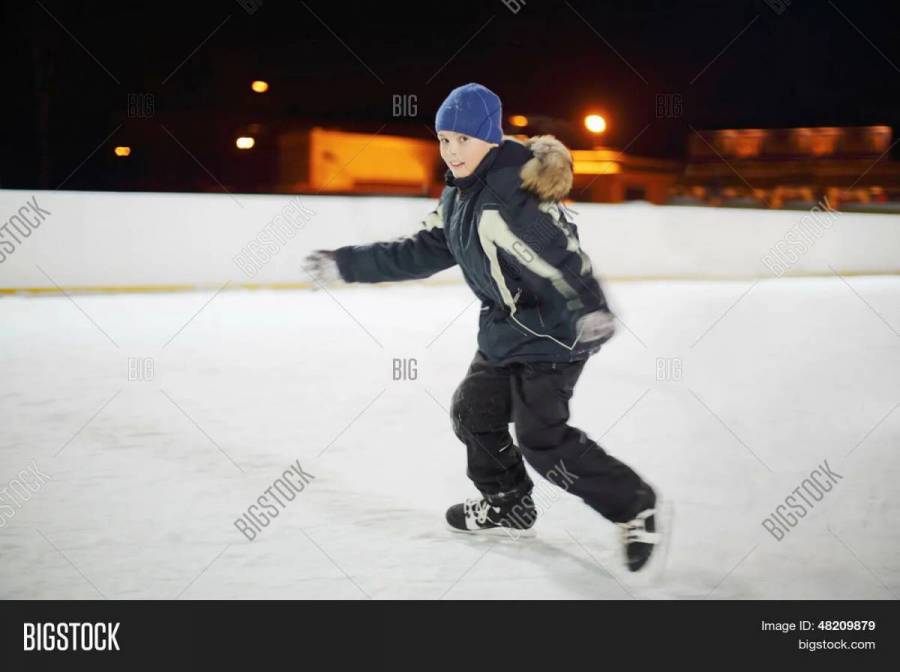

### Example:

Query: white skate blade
xmin=446 ymin=523 xmax=536 ymax=540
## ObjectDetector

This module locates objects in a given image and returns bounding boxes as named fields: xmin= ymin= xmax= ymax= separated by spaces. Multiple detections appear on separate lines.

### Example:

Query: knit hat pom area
xmin=434 ymin=83 xmax=503 ymax=145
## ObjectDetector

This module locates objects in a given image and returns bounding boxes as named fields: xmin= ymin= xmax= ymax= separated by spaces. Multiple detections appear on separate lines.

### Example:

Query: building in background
xmin=270 ymin=125 xmax=900 ymax=211
xmin=276 ymin=127 xmax=440 ymax=196
xmin=271 ymin=127 xmax=681 ymax=203
xmin=570 ymin=148 xmax=680 ymax=204
xmin=675 ymin=125 xmax=900 ymax=211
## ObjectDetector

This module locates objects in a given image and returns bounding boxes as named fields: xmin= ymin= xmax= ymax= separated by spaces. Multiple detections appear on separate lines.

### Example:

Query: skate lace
xmin=465 ymin=498 xmax=495 ymax=525
xmin=618 ymin=508 xmax=659 ymax=544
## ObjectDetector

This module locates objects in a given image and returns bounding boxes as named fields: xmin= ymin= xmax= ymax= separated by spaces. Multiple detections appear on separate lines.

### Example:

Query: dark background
xmin=2 ymin=0 xmax=899 ymax=191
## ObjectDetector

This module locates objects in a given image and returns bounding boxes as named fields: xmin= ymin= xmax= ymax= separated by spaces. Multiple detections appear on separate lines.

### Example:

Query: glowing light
xmin=236 ymin=137 xmax=255 ymax=149
xmin=114 ymin=146 xmax=131 ymax=157
xmin=251 ymin=80 xmax=269 ymax=93
xmin=584 ymin=114 xmax=607 ymax=134
xmin=572 ymin=160 xmax=620 ymax=175
xmin=509 ymin=114 xmax=528 ymax=128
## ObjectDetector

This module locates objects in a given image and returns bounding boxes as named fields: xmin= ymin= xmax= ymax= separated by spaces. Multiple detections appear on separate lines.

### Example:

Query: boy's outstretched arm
xmin=302 ymin=202 xmax=456 ymax=285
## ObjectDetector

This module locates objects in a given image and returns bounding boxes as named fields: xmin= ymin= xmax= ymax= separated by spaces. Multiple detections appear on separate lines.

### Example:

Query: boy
xmin=303 ymin=83 xmax=660 ymax=571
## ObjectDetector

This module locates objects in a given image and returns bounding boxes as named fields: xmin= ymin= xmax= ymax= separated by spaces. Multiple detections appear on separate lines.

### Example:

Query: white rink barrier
xmin=1 ymin=189 xmax=898 ymax=293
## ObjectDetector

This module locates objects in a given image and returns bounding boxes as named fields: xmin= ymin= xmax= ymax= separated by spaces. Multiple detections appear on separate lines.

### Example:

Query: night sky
xmin=3 ymin=0 xmax=899 ymax=191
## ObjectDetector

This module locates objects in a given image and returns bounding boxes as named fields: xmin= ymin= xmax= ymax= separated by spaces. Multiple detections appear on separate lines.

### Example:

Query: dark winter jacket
xmin=334 ymin=135 xmax=611 ymax=365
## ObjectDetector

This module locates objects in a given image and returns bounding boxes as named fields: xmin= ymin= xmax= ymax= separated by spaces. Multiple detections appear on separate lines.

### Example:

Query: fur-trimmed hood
xmin=505 ymin=134 xmax=574 ymax=202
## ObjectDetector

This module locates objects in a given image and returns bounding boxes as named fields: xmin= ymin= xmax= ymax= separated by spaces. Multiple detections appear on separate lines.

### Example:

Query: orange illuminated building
xmin=277 ymin=127 xmax=440 ymax=195
xmin=273 ymin=125 xmax=900 ymax=210
xmin=678 ymin=125 xmax=900 ymax=210
xmin=275 ymin=127 xmax=680 ymax=203
xmin=570 ymin=148 xmax=680 ymax=204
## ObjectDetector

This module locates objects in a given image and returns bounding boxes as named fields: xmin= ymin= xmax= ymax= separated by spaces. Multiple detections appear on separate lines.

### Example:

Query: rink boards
xmin=0 ymin=189 xmax=899 ymax=293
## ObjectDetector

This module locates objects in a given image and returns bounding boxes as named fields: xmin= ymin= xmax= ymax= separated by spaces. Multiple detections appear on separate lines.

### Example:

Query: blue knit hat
xmin=434 ymin=83 xmax=503 ymax=144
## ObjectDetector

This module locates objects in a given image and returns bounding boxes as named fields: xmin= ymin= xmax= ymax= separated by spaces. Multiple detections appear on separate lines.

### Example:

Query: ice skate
xmin=618 ymin=487 xmax=663 ymax=572
xmin=446 ymin=494 xmax=536 ymax=538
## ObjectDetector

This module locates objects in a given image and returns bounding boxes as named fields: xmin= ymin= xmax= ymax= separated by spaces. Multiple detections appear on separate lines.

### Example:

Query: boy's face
xmin=438 ymin=130 xmax=497 ymax=178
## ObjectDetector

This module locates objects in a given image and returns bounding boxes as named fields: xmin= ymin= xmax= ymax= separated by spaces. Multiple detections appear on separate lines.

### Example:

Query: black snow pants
xmin=450 ymin=351 xmax=648 ymax=524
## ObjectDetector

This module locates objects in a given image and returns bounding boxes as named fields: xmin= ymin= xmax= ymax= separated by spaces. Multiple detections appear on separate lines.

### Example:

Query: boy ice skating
xmin=303 ymin=83 xmax=661 ymax=571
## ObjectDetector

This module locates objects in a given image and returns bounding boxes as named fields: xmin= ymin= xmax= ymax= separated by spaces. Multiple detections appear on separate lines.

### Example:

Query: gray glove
xmin=576 ymin=310 xmax=616 ymax=344
xmin=302 ymin=250 xmax=342 ymax=286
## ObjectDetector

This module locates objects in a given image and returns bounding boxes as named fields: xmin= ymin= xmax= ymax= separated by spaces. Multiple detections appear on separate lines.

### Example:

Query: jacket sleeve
xmin=333 ymin=199 xmax=457 ymax=283
xmin=477 ymin=195 xmax=607 ymax=316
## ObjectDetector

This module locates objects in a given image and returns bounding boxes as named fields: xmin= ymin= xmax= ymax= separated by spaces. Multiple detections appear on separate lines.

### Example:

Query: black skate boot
xmin=618 ymin=486 xmax=660 ymax=572
xmin=446 ymin=492 xmax=536 ymax=537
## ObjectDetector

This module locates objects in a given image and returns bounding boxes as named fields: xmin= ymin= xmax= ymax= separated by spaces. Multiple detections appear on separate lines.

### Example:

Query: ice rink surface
xmin=1 ymin=277 xmax=899 ymax=599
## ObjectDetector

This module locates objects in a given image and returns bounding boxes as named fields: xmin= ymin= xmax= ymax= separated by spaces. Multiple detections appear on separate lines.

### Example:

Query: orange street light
xmin=114 ymin=146 xmax=131 ymax=157
xmin=235 ymin=137 xmax=255 ymax=149
xmin=584 ymin=114 xmax=607 ymax=134
xmin=251 ymin=80 xmax=269 ymax=93
xmin=509 ymin=114 xmax=528 ymax=128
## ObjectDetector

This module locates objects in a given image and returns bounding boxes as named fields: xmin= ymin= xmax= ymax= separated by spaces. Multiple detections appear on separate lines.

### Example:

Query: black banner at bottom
xmin=1 ymin=600 xmax=896 ymax=669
